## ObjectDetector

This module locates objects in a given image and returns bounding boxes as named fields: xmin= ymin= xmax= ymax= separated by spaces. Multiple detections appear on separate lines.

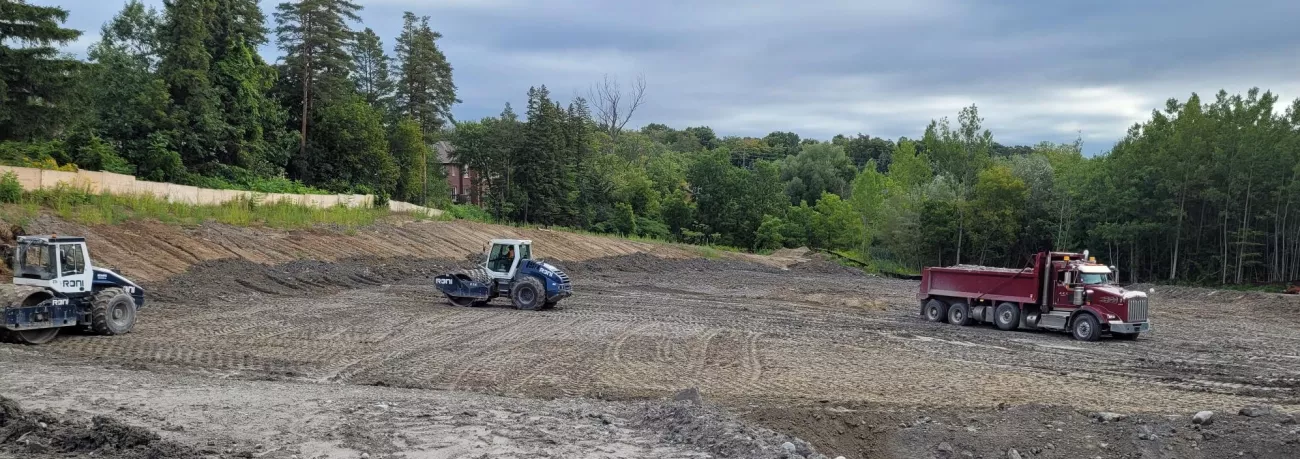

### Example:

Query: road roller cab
xmin=1 ymin=235 xmax=145 ymax=344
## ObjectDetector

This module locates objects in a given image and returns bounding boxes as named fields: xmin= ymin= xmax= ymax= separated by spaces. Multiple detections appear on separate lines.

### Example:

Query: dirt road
xmin=3 ymin=249 xmax=1300 ymax=457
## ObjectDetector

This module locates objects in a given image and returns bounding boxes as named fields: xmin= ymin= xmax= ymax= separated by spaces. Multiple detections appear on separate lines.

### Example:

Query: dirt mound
xmin=0 ymin=396 xmax=196 ymax=459
xmin=149 ymin=256 xmax=467 ymax=304
xmin=788 ymin=254 xmax=865 ymax=276
xmin=564 ymin=252 xmax=784 ymax=276
xmin=747 ymin=401 xmax=1300 ymax=459
xmin=2 ymin=215 xmax=729 ymax=283
xmin=636 ymin=400 xmax=828 ymax=459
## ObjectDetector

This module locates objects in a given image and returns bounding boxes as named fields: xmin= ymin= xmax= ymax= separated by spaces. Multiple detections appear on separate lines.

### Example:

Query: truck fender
xmin=1069 ymin=306 xmax=1107 ymax=327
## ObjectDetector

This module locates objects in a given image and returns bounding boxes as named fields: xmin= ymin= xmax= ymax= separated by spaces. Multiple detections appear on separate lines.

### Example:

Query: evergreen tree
xmin=351 ymin=27 xmax=395 ymax=115
xmin=0 ymin=0 xmax=85 ymax=140
xmin=157 ymin=0 xmax=225 ymax=169
xmin=514 ymin=86 xmax=568 ymax=224
xmin=274 ymin=0 xmax=361 ymax=162
xmin=394 ymin=12 xmax=458 ymax=135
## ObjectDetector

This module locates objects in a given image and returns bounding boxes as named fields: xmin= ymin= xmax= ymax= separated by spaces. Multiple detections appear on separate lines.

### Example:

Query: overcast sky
xmin=41 ymin=0 xmax=1300 ymax=155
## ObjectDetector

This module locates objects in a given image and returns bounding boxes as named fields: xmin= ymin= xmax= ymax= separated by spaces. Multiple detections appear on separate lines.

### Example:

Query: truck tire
xmin=994 ymin=302 xmax=1020 ymax=331
xmin=511 ymin=276 xmax=545 ymax=311
xmin=924 ymin=299 xmax=949 ymax=323
xmin=948 ymin=302 xmax=973 ymax=326
xmin=1071 ymin=313 xmax=1101 ymax=342
xmin=91 ymin=288 xmax=137 ymax=336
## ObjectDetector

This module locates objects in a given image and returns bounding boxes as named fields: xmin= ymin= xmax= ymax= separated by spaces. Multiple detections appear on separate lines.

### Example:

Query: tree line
xmin=1 ymin=0 xmax=454 ymax=204
xmin=451 ymin=90 xmax=1300 ymax=285
xmin=6 ymin=1 xmax=1300 ymax=285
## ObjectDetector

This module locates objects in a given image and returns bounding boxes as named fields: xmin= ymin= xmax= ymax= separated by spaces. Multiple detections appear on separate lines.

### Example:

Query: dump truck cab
xmin=1044 ymin=253 xmax=1148 ymax=337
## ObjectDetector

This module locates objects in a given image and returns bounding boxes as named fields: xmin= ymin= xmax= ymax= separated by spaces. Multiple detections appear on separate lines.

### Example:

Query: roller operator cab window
xmin=60 ymin=244 xmax=86 ymax=276
xmin=488 ymin=244 xmax=515 ymax=273
xmin=520 ymin=244 xmax=531 ymax=261
xmin=16 ymin=244 xmax=56 ymax=280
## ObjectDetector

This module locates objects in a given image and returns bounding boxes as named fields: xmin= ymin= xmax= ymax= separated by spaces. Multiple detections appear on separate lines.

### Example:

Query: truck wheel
xmin=994 ymin=303 xmax=1020 ymax=331
xmin=924 ymin=299 xmax=949 ymax=323
xmin=91 ymin=288 xmax=137 ymax=336
xmin=511 ymin=276 xmax=545 ymax=311
xmin=948 ymin=302 xmax=973 ymax=326
xmin=1112 ymin=332 xmax=1140 ymax=341
xmin=1071 ymin=313 xmax=1101 ymax=342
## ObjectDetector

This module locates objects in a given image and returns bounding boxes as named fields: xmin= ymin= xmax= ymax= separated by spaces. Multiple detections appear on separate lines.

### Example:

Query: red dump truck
xmin=917 ymin=250 xmax=1150 ymax=341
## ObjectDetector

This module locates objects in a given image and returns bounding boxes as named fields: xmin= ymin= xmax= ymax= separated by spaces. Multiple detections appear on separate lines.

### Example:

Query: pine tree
xmin=514 ymin=86 xmax=569 ymax=224
xmin=211 ymin=0 xmax=291 ymax=175
xmin=0 ymin=0 xmax=85 ymax=140
xmin=394 ymin=12 xmax=458 ymax=135
xmin=351 ymin=27 xmax=394 ymax=115
xmin=274 ymin=0 xmax=362 ymax=161
xmin=157 ymin=0 xmax=287 ymax=175
xmin=157 ymin=0 xmax=225 ymax=169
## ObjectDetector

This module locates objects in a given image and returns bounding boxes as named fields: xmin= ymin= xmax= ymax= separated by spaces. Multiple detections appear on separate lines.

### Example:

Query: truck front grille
xmin=1127 ymin=297 xmax=1148 ymax=322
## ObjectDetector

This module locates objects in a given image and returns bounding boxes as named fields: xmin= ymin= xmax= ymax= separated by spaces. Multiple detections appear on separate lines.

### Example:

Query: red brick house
xmin=434 ymin=141 xmax=483 ymax=205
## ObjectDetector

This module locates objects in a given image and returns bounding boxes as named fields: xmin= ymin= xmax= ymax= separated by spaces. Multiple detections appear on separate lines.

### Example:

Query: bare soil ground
xmin=3 ymin=216 xmax=1300 ymax=458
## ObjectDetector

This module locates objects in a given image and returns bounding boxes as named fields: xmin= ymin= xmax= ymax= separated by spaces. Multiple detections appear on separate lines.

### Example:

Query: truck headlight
xmin=1105 ymin=313 xmax=1117 ymax=320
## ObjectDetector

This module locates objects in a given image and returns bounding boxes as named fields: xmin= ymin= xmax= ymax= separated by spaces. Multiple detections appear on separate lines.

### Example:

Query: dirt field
xmin=3 ymin=217 xmax=1300 ymax=458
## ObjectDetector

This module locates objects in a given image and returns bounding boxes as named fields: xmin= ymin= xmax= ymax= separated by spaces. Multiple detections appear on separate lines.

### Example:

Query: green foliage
xmin=966 ymin=165 xmax=1028 ymax=264
xmin=298 ymin=96 xmax=397 ymax=194
xmin=0 ymin=173 xmax=23 ymax=203
xmin=0 ymin=1 xmax=84 ymax=141
xmin=611 ymin=202 xmax=637 ymax=235
xmin=351 ymin=28 xmax=395 ymax=115
xmin=447 ymin=203 xmax=492 ymax=222
xmin=849 ymin=159 xmax=888 ymax=256
xmin=812 ymin=192 xmax=864 ymax=251
xmin=754 ymin=215 xmax=785 ymax=251
xmin=780 ymin=143 xmax=856 ymax=206
xmin=833 ymin=133 xmax=895 ymax=171
xmin=388 ymin=118 xmax=427 ymax=202
xmin=394 ymin=12 xmax=457 ymax=134
xmin=65 ymin=132 xmax=134 ymax=174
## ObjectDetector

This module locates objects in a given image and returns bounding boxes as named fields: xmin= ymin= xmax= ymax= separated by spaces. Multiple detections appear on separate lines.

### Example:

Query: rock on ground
xmin=1193 ymin=411 xmax=1215 ymax=425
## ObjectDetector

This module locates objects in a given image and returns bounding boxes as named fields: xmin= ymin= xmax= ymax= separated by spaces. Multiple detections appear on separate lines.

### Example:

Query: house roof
xmin=434 ymin=141 xmax=455 ymax=164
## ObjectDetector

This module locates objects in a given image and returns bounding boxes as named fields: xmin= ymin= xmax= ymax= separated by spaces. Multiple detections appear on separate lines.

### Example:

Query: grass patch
xmin=1 ymin=183 xmax=387 ymax=230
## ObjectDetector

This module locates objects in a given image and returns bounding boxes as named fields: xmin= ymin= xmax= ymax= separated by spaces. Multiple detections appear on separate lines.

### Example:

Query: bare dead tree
xmin=588 ymin=73 xmax=646 ymax=140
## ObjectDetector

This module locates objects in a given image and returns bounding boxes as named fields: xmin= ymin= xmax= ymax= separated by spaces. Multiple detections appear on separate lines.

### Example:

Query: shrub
xmin=0 ymin=172 xmax=22 ymax=203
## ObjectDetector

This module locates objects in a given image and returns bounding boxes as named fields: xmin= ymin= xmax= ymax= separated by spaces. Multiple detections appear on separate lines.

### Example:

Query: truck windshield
xmin=1080 ymin=273 xmax=1109 ymax=285
xmin=15 ymin=243 xmax=57 ymax=280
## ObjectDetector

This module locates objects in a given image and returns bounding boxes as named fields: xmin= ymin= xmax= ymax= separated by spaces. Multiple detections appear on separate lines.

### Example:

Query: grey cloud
xmin=48 ymin=0 xmax=1300 ymax=153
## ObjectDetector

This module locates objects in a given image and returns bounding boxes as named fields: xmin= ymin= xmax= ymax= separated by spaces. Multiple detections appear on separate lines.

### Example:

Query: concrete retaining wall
xmin=0 ymin=165 xmax=445 ymax=216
